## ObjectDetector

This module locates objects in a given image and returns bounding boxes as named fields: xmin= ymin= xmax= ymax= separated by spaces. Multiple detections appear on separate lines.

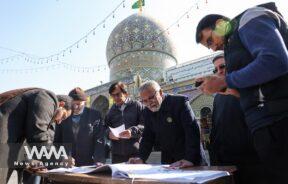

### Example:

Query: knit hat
xmin=68 ymin=87 xmax=87 ymax=101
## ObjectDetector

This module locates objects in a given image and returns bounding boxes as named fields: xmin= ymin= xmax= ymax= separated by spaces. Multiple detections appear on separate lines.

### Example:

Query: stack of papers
xmin=48 ymin=164 xmax=230 ymax=183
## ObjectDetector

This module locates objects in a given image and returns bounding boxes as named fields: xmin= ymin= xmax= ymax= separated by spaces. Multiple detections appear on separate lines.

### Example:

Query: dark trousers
xmin=112 ymin=153 xmax=138 ymax=164
xmin=253 ymin=117 xmax=288 ymax=184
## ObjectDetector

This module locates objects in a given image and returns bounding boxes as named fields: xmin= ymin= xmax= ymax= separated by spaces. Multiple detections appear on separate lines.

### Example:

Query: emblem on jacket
xmin=166 ymin=117 xmax=173 ymax=123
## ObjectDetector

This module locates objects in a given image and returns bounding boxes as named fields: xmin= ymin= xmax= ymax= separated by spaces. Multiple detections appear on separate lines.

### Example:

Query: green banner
xmin=132 ymin=0 xmax=145 ymax=9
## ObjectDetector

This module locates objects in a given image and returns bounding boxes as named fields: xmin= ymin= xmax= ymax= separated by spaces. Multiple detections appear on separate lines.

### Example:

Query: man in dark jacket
xmin=54 ymin=87 xmax=106 ymax=166
xmin=105 ymin=82 xmax=144 ymax=163
xmin=195 ymin=2 xmax=288 ymax=183
xmin=128 ymin=80 xmax=201 ymax=168
xmin=209 ymin=54 xmax=263 ymax=184
xmin=0 ymin=88 xmax=72 ymax=184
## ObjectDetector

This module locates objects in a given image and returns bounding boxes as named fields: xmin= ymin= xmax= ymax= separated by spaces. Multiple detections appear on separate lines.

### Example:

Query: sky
xmin=0 ymin=0 xmax=287 ymax=94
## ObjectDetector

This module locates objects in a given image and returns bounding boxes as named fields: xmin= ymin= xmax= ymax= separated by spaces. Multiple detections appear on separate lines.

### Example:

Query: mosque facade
xmin=85 ymin=13 xmax=219 ymax=119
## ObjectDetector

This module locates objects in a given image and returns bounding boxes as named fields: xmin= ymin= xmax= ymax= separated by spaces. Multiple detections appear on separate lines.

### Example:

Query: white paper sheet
xmin=47 ymin=164 xmax=230 ymax=183
xmin=109 ymin=124 xmax=125 ymax=137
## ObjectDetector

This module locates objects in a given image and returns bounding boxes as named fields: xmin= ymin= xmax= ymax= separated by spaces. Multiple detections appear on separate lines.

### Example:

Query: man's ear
xmin=59 ymin=101 xmax=65 ymax=108
xmin=159 ymin=89 xmax=163 ymax=97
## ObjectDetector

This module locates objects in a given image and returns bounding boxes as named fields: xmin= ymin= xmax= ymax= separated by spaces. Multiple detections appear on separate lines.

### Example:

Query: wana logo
xmin=24 ymin=146 xmax=68 ymax=160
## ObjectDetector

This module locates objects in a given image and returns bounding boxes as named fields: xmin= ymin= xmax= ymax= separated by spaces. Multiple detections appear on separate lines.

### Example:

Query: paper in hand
xmin=109 ymin=124 xmax=125 ymax=137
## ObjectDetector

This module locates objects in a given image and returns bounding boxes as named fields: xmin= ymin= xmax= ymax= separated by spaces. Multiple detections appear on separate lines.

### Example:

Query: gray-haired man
xmin=129 ymin=80 xmax=202 ymax=168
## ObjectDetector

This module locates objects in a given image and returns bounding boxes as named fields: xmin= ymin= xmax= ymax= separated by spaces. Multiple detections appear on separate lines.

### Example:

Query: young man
xmin=0 ymin=88 xmax=72 ymax=184
xmin=128 ymin=80 xmax=202 ymax=168
xmin=195 ymin=2 xmax=288 ymax=183
xmin=105 ymin=82 xmax=144 ymax=163
xmin=54 ymin=87 xmax=106 ymax=166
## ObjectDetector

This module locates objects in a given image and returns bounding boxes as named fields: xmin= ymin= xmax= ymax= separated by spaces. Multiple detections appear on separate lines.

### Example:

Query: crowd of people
xmin=0 ymin=2 xmax=287 ymax=184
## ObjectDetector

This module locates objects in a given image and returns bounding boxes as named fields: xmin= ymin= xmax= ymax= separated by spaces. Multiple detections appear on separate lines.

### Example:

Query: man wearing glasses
xmin=105 ymin=82 xmax=144 ymax=163
xmin=209 ymin=54 xmax=262 ymax=184
xmin=128 ymin=80 xmax=202 ymax=168
xmin=195 ymin=2 xmax=288 ymax=183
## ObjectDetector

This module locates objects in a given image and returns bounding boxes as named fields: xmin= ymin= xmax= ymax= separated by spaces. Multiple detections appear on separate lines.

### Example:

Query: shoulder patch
xmin=239 ymin=7 xmax=280 ymax=30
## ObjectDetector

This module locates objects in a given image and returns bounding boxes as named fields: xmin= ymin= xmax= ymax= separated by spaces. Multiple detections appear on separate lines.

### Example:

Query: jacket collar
xmin=111 ymin=98 xmax=133 ymax=110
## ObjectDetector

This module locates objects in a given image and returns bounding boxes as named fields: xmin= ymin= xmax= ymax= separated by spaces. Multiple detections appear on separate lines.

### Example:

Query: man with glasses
xmin=105 ymin=82 xmax=144 ymax=163
xmin=195 ymin=2 xmax=288 ymax=183
xmin=209 ymin=54 xmax=262 ymax=184
xmin=128 ymin=80 xmax=202 ymax=168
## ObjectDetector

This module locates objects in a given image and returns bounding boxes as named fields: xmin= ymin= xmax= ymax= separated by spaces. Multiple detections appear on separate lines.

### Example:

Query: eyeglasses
xmin=213 ymin=63 xmax=226 ymax=74
xmin=110 ymin=92 xmax=122 ymax=98
xmin=140 ymin=91 xmax=158 ymax=104
xmin=206 ymin=31 xmax=213 ymax=48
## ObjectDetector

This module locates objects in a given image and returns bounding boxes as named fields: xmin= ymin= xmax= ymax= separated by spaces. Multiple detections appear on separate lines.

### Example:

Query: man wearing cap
xmin=54 ymin=87 xmax=106 ymax=166
xmin=0 ymin=88 xmax=73 ymax=184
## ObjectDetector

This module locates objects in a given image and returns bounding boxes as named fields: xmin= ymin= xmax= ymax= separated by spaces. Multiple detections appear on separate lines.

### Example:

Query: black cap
xmin=68 ymin=87 xmax=87 ymax=101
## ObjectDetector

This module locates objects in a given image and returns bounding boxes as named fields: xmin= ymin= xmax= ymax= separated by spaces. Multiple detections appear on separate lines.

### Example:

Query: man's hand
xmin=62 ymin=156 xmax=75 ymax=168
xmin=95 ymin=162 xmax=104 ymax=167
xmin=169 ymin=159 xmax=194 ymax=169
xmin=197 ymin=75 xmax=227 ymax=94
xmin=119 ymin=129 xmax=132 ymax=139
xmin=109 ymin=131 xmax=119 ymax=140
xmin=26 ymin=160 xmax=47 ymax=173
xmin=219 ymin=88 xmax=240 ymax=98
xmin=128 ymin=157 xmax=144 ymax=164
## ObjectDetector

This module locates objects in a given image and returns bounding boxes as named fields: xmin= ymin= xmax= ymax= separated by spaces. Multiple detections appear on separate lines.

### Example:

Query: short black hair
xmin=212 ymin=53 xmax=224 ymax=63
xmin=196 ymin=14 xmax=230 ymax=43
xmin=57 ymin=95 xmax=72 ymax=110
xmin=108 ymin=81 xmax=128 ymax=94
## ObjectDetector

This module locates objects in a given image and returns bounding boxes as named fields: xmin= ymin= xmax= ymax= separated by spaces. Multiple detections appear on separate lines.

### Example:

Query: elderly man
xmin=105 ymin=82 xmax=144 ymax=163
xmin=54 ymin=87 xmax=106 ymax=166
xmin=195 ymin=2 xmax=288 ymax=183
xmin=129 ymin=80 xmax=202 ymax=168
xmin=0 ymin=88 xmax=72 ymax=184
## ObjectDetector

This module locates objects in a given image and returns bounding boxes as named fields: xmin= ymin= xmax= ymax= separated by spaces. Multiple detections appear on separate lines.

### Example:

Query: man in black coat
xmin=54 ymin=87 xmax=105 ymax=166
xmin=128 ymin=81 xmax=202 ymax=168
xmin=105 ymin=82 xmax=144 ymax=163
xmin=0 ymin=88 xmax=72 ymax=184
xmin=209 ymin=54 xmax=263 ymax=184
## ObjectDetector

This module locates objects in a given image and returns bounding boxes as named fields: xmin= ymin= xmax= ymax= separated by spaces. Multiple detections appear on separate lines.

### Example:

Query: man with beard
xmin=128 ymin=80 xmax=202 ymax=168
xmin=195 ymin=2 xmax=288 ymax=183
xmin=54 ymin=87 xmax=105 ymax=166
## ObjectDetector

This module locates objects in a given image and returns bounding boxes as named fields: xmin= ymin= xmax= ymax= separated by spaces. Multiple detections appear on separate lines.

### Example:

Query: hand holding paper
xmin=109 ymin=124 xmax=125 ymax=140
xmin=119 ymin=129 xmax=132 ymax=139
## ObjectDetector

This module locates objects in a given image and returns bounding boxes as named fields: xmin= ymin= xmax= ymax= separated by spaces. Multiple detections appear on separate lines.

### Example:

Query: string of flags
xmin=0 ymin=0 xmax=207 ymax=74
xmin=0 ymin=61 xmax=107 ymax=74
xmin=129 ymin=0 xmax=203 ymax=52
xmin=0 ymin=0 xmax=127 ymax=65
